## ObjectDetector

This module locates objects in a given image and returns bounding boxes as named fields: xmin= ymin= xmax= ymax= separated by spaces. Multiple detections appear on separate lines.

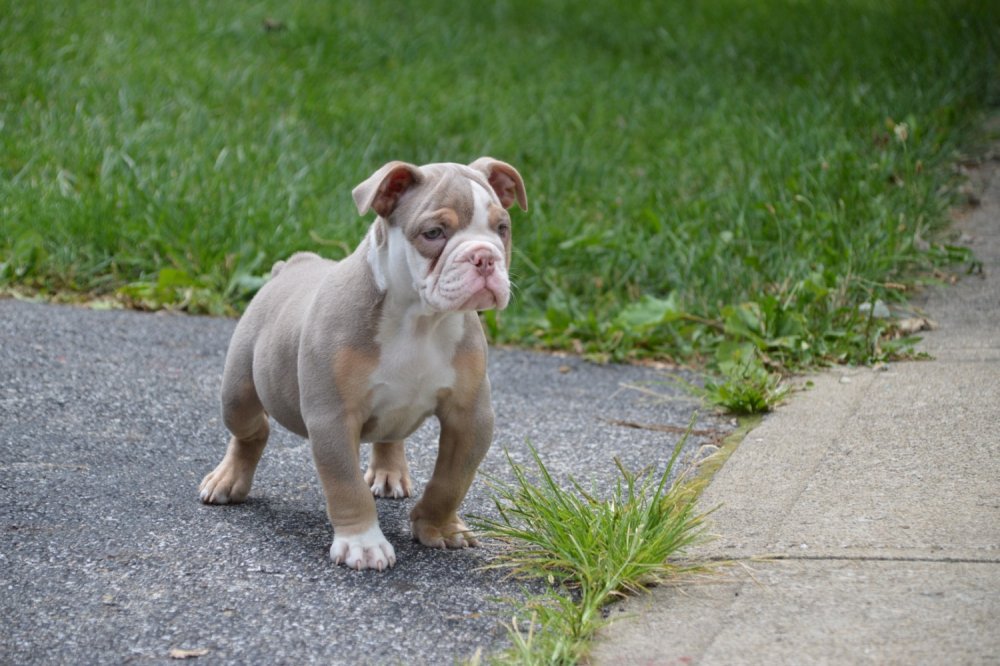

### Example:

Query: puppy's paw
xmin=412 ymin=516 xmax=479 ymax=550
xmin=364 ymin=466 xmax=413 ymax=499
xmin=330 ymin=524 xmax=396 ymax=571
xmin=199 ymin=460 xmax=253 ymax=504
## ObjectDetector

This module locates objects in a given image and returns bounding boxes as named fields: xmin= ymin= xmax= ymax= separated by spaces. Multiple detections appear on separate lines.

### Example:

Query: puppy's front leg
xmin=410 ymin=388 xmax=494 ymax=549
xmin=309 ymin=416 xmax=396 ymax=571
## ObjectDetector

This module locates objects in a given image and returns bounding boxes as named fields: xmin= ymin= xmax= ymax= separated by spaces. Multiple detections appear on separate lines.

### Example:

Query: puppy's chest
xmin=363 ymin=324 xmax=461 ymax=441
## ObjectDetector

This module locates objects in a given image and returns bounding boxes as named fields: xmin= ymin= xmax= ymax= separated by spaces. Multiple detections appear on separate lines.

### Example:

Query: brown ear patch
xmin=373 ymin=168 xmax=417 ymax=218
xmin=487 ymin=170 xmax=519 ymax=209
xmin=353 ymin=161 xmax=423 ymax=218
xmin=468 ymin=158 xmax=528 ymax=211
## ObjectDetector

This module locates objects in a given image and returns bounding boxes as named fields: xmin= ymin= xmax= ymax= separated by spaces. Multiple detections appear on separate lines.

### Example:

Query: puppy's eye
xmin=422 ymin=228 xmax=445 ymax=241
xmin=497 ymin=223 xmax=510 ymax=238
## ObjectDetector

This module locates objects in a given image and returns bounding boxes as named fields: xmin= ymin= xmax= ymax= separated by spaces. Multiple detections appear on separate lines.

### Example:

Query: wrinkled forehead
xmin=404 ymin=163 xmax=497 ymax=225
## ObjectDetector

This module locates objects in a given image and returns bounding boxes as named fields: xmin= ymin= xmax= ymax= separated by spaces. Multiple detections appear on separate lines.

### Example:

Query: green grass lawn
xmin=3 ymin=0 xmax=998 ymax=369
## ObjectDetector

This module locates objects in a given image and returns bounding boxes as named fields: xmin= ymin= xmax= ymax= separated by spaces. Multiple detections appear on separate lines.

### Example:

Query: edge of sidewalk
xmin=588 ymin=128 xmax=1000 ymax=664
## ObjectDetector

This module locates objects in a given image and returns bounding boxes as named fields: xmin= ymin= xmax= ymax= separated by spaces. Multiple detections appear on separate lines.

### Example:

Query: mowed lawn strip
xmin=2 ymin=0 xmax=998 ymax=366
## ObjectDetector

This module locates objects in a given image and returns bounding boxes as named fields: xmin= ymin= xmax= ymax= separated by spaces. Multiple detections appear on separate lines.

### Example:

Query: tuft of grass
xmin=472 ymin=437 xmax=712 ymax=664
xmin=702 ymin=360 xmax=790 ymax=416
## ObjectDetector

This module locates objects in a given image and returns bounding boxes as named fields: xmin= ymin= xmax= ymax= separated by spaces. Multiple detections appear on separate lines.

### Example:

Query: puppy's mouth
xmin=424 ymin=271 xmax=510 ymax=313
xmin=460 ymin=284 xmax=508 ymax=312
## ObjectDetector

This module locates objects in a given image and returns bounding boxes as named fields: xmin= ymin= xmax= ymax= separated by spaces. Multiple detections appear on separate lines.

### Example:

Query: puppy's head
xmin=353 ymin=158 xmax=527 ymax=312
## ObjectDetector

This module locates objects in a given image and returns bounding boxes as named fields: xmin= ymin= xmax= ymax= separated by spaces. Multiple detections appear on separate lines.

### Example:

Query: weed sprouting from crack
xmin=470 ymin=426 xmax=715 ymax=665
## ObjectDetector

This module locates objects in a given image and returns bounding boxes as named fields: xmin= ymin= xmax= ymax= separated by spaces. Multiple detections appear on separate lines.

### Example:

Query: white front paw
xmin=329 ymin=524 xmax=396 ymax=571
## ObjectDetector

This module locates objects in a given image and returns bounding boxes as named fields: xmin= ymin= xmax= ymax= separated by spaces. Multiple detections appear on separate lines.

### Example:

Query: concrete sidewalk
xmin=591 ymin=153 xmax=1000 ymax=664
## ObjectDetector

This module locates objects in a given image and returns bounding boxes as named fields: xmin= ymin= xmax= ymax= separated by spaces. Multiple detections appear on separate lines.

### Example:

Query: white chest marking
xmin=364 ymin=310 xmax=464 ymax=442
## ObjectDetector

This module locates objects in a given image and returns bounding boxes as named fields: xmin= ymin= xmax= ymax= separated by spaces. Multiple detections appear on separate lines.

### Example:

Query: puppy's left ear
xmin=469 ymin=157 xmax=528 ymax=211
xmin=353 ymin=161 xmax=423 ymax=218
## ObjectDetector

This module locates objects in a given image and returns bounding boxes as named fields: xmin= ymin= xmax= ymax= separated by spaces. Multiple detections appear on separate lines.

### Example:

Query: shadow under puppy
xmin=199 ymin=158 xmax=527 ymax=571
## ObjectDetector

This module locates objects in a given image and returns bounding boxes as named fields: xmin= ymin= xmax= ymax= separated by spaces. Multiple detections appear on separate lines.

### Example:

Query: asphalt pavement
xmin=0 ymin=294 xmax=728 ymax=664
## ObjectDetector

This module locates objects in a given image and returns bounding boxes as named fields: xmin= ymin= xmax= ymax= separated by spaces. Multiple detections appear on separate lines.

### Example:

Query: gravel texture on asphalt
xmin=0 ymin=298 xmax=729 ymax=664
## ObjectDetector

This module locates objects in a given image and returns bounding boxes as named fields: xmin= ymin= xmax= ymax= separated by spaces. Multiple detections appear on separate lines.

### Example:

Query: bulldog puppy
xmin=199 ymin=158 xmax=527 ymax=571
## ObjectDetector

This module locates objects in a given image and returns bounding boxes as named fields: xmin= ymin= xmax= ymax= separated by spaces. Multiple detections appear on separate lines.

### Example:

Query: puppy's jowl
xmin=200 ymin=158 xmax=527 ymax=571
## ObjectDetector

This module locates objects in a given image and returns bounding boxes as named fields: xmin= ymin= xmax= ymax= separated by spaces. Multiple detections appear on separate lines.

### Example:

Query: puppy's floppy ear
xmin=468 ymin=157 xmax=528 ymax=211
xmin=352 ymin=161 xmax=423 ymax=218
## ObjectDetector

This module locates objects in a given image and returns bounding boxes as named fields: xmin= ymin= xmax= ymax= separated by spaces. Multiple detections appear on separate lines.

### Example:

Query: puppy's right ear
xmin=352 ymin=161 xmax=423 ymax=218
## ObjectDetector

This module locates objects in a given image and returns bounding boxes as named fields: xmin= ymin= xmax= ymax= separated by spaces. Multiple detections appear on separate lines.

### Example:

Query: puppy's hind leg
xmin=200 ymin=371 xmax=270 ymax=505
xmin=364 ymin=441 xmax=413 ymax=499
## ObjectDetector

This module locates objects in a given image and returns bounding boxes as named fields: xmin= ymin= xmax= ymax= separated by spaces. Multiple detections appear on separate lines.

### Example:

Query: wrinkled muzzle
xmin=423 ymin=240 xmax=509 ymax=312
